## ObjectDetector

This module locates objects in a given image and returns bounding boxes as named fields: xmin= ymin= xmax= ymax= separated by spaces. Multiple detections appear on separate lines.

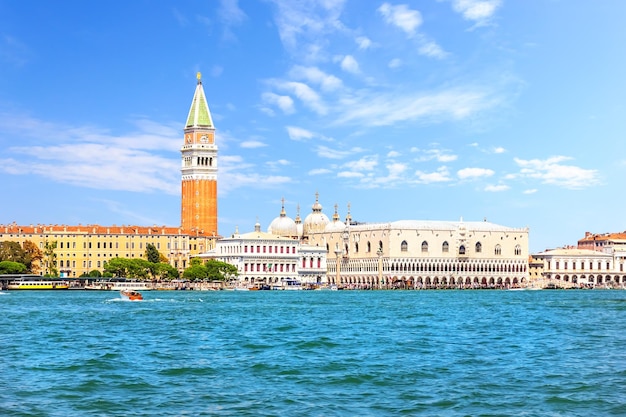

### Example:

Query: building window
xmin=475 ymin=242 xmax=482 ymax=253
xmin=442 ymin=241 xmax=449 ymax=253
xmin=401 ymin=241 xmax=408 ymax=252
xmin=421 ymin=241 xmax=428 ymax=253
xmin=514 ymin=244 xmax=521 ymax=256
xmin=459 ymin=245 xmax=466 ymax=255
xmin=495 ymin=245 xmax=501 ymax=256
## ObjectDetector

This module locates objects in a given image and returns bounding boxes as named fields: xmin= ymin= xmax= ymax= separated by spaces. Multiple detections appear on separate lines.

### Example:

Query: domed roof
xmin=268 ymin=198 xmax=298 ymax=237
xmin=324 ymin=203 xmax=345 ymax=233
xmin=303 ymin=192 xmax=330 ymax=235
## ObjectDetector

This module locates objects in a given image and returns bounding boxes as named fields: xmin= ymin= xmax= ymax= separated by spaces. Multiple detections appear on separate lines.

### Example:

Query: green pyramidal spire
xmin=185 ymin=72 xmax=214 ymax=128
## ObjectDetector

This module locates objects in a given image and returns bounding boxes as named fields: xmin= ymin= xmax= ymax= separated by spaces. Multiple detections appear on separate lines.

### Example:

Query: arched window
xmin=355 ymin=242 xmax=359 ymax=253
xmin=379 ymin=241 xmax=383 ymax=254
xmin=475 ymin=242 xmax=482 ymax=253
xmin=459 ymin=245 xmax=466 ymax=255
xmin=514 ymin=244 xmax=521 ymax=256
xmin=367 ymin=242 xmax=371 ymax=253
xmin=401 ymin=240 xmax=408 ymax=252
xmin=442 ymin=241 xmax=449 ymax=253
xmin=421 ymin=241 xmax=428 ymax=253
xmin=495 ymin=244 xmax=502 ymax=255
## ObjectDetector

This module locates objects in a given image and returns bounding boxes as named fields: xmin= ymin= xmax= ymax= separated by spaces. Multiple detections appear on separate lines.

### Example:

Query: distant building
xmin=201 ymin=221 xmax=326 ymax=287
xmin=0 ymin=74 xmax=218 ymax=276
xmin=531 ymin=247 xmax=626 ymax=288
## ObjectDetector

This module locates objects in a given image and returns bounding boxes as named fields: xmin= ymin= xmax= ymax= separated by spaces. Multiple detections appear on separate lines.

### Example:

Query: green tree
xmin=104 ymin=257 xmax=131 ymax=277
xmin=145 ymin=243 xmax=161 ymax=264
xmin=43 ymin=240 xmax=58 ymax=277
xmin=0 ymin=260 xmax=27 ymax=274
xmin=22 ymin=240 xmax=43 ymax=273
xmin=0 ymin=241 xmax=25 ymax=263
xmin=182 ymin=258 xmax=238 ymax=282
xmin=205 ymin=259 xmax=238 ymax=281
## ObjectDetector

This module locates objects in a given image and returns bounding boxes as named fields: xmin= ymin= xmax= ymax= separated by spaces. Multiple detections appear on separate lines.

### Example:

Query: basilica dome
xmin=324 ymin=204 xmax=345 ymax=233
xmin=303 ymin=192 xmax=330 ymax=235
xmin=268 ymin=199 xmax=298 ymax=237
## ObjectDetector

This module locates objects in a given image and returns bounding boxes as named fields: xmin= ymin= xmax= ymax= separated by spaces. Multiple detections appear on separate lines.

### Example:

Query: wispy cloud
xmin=240 ymin=140 xmax=267 ymax=149
xmin=288 ymin=66 xmax=343 ymax=92
xmin=262 ymin=92 xmax=295 ymax=115
xmin=335 ymin=87 xmax=498 ymax=127
xmin=513 ymin=156 xmax=600 ymax=189
xmin=315 ymin=145 xmax=362 ymax=159
xmin=484 ymin=184 xmax=509 ymax=192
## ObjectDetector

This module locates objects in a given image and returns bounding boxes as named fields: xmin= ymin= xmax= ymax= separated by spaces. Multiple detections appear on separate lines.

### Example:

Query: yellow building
xmin=0 ymin=224 xmax=214 ymax=277
xmin=0 ymin=75 xmax=218 ymax=277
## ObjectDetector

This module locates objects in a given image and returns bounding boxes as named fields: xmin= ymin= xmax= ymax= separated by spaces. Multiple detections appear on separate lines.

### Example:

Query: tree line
xmin=0 ymin=240 xmax=238 ymax=282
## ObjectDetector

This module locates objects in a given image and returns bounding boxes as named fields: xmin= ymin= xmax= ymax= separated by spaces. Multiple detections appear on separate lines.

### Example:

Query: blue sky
xmin=1 ymin=0 xmax=624 ymax=253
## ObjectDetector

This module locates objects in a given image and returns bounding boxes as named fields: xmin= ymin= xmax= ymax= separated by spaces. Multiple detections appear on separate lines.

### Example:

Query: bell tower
xmin=181 ymin=72 xmax=218 ymax=236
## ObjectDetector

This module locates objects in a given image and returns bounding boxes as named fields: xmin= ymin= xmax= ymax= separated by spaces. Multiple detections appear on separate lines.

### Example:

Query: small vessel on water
xmin=7 ymin=279 xmax=70 ymax=290
xmin=120 ymin=290 xmax=143 ymax=301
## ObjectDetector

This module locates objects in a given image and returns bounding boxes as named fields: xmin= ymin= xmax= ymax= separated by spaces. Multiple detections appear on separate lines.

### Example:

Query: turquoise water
xmin=1 ymin=290 xmax=625 ymax=416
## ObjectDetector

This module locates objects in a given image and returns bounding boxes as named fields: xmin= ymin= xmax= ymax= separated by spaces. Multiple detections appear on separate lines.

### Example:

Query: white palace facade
xmin=201 ymin=221 xmax=326 ymax=288
xmin=210 ymin=194 xmax=530 ymax=289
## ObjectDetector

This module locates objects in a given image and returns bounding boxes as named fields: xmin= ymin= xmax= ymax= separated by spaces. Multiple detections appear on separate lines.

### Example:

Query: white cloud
xmin=413 ymin=148 xmax=457 ymax=163
xmin=266 ymin=159 xmax=291 ymax=169
xmin=388 ymin=58 xmax=402 ymax=69
xmin=356 ymin=36 xmax=372 ymax=50
xmin=484 ymin=184 xmax=509 ymax=192
xmin=492 ymin=146 xmax=506 ymax=154
xmin=315 ymin=145 xmax=355 ymax=160
xmin=335 ymin=87 xmax=498 ymax=127
xmin=309 ymin=168 xmax=332 ymax=175
xmin=343 ymin=155 xmax=378 ymax=172
xmin=457 ymin=167 xmax=495 ymax=179
xmin=523 ymin=189 xmax=538 ymax=194
xmin=240 ymin=140 xmax=267 ymax=149
xmin=387 ymin=150 xmax=401 ymax=158
xmin=378 ymin=3 xmax=422 ymax=37
xmin=272 ymin=80 xmax=327 ymax=115
xmin=268 ymin=0 xmax=346 ymax=51
xmin=415 ymin=166 xmax=452 ymax=183
xmin=262 ymin=92 xmax=295 ymax=114
xmin=418 ymin=41 xmax=448 ymax=59
xmin=286 ymin=125 xmax=315 ymax=141
xmin=452 ymin=0 xmax=501 ymax=25
xmin=288 ymin=66 xmax=343 ymax=92
xmin=513 ymin=156 xmax=600 ymax=189
xmin=338 ymin=171 xmax=365 ymax=178
xmin=340 ymin=55 xmax=360 ymax=74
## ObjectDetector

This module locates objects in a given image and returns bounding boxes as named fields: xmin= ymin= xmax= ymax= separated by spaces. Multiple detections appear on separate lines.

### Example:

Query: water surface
xmin=1 ymin=290 xmax=624 ymax=416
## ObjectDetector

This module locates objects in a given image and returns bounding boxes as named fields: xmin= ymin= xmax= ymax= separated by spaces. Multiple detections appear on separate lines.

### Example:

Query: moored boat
xmin=120 ymin=290 xmax=143 ymax=301
xmin=7 ymin=279 xmax=69 ymax=290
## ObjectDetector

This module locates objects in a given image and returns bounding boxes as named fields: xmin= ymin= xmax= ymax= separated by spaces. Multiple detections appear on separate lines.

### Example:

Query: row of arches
xmin=331 ymin=275 xmax=525 ymax=288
